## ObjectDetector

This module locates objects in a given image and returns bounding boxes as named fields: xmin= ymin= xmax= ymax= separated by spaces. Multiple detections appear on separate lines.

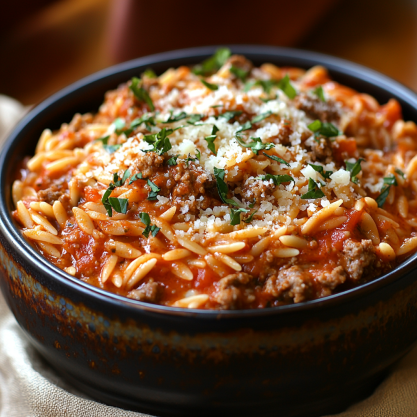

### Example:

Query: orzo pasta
xmin=12 ymin=49 xmax=417 ymax=309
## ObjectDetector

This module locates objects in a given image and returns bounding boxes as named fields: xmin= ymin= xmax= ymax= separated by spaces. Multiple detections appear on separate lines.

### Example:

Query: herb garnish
xmin=244 ymin=75 xmax=297 ymax=99
xmin=395 ymin=168 xmax=405 ymax=178
xmin=163 ymin=110 xmax=188 ymax=124
xmin=230 ymin=208 xmax=249 ymax=226
xmin=278 ymin=74 xmax=297 ymax=99
xmin=236 ymin=121 xmax=252 ymax=136
xmin=129 ymin=77 xmax=155 ymax=111
xmin=143 ymin=128 xmax=173 ymax=155
xmin=204 ymin=125 xmax=219 ymax=155
xmin=263 ymin=152 xmax=289 ymax=166
xmin=102 ymin=170 xmax=131 ymax=216
xmin=187 ymin=114 xmax=203 ymax=125
xmin=345 ymin=158 xmax=364 ymax=184
xmin=375 ymin=175 xmax=398 ymax=208
xmin=213 ymin=167 xmax=239 ymax=207
xmin=96 ymin=135 xmax=110 ymax=144
xmin=313 ymin=86 xmax=326 ymax=102
xmin=146 ymin=179 xmax=160 ymax=201
xmin=166 ymin=155 xmax=179 ymax=166
xmin=251 ymin=111 xmax=272 ymax=124
xmin=128 ymin=172 xmax=144 ymax=184
xmin=139 ymin=212 xmax=160 ymax=238
xmin=308 ymin=163 xmax=333 ymax=179
xmin=301 ymin=178 xmax=325 ymax=199
xmin=143 ymin=68 xmax=156 ymax=78
xmin=256 ymin=174 xmax=294 ymax=185
xmin=236 ymin=136 xmax=274 ymax=154
xmin=308 ymin=120 xmax=341 ymax=139
xmin=218 ymin=110 xmax=242 ymax=121
xmin=230 ymin=65 xmax=249 ymax=81
xmin=103 ymin=144 xmax=122 ymax=153
xmin=201 ymin=79 xmax=219 ymax=91
xmin=184 ymin=150 xmax=201 ymax=167
xmin=244 ymin=210 xmax=258 ymax=223
xmin=192 ymin=48 xmax=231 ymax=76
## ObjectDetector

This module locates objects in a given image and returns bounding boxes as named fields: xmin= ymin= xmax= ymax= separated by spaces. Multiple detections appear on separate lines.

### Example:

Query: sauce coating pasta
xmin=12 ymin=49 xmax=417 ymax=309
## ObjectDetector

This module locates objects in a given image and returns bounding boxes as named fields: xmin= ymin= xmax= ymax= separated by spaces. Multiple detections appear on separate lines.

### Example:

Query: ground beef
xmin=316 ymin=266 xmax=347 ymax=297
xmin=271 ymin=119 xmax=293 ymax=146
xmin=127 ymin=278 xmax=162 ymax=303
xmin=263 ymin=265 xmax=313 ymax=303
xmin=38 ymin=181 xmax=68 ymax=205
xmin=309 ymin=137 xmax=333 ymax=163
xmin=340 ymin=239 xmax=376 ymax=281
xmin=132 ymin=152 xmax=165 ymax=178
xmin=294 ymin=93 xmax=341 ymax=123
xmin=211 ymin=272 xmax=256 ymax=310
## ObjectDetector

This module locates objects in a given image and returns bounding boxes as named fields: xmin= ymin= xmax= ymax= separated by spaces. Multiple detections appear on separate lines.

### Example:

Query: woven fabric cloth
xmin=0 ymin=94 xmax=417 ymax=416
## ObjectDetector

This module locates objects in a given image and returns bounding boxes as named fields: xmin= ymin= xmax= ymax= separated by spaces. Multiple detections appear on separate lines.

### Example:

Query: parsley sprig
xmin=218 ymin=110 xmax=242 ymax=121
xmin=301 ymin=178 xmax=325 ymax=200
xmin=193 ymin=48 xmax=231 ymax=76
xmin=139 ymin=213 xmax=160 ymax=238
xmin=244 ymin=74 xmax=297 ymax=99
xmin=255 ymin=174 xmax=294 ymax=185
xmin=230 ymin=65 xmax=249 ymax=81
xmin=129 ymin=77 xmax=155 ymax=111
xmin=308 ymin=120 xmax=341 ymax=139
xmin=313 ymin=86 xmax=326 ymax=102
xmin=263 ymin=152 xmax=289 ymax=166
xmin=308 ymin=163 xmax=333 ymax=179
xmin=146 ymin=179 xmax=160 ymax=201
xmin=163 ymin=110 xmax=188 ymax=124
xmin=213 ymin=167 xmax=239 ymax=207
xmin=143 ymin=128 xmax=173 ymax=155
xmin=201 ymin=79 xmax=219 ymax=91
xmin=345 ymin=158 xmax=364 ymax=184
xmin=236 ymin=136 xmax=274 ymax=155
xmin=376 ymin=175 xmax=398 ymax=208
xmin=204 ymin=125 xmax=219 ymax=155
xmin=102 ymin=170 xmax=131 ymax=217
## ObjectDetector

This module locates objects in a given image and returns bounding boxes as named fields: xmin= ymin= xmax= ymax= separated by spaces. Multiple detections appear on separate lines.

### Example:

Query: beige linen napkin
xmin=0 ymin=95 xmax=417 ymax=417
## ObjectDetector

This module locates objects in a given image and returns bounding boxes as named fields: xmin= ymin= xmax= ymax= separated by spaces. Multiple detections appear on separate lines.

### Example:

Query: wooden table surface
xmin=1 ymin=0 xmax=416 ymax=105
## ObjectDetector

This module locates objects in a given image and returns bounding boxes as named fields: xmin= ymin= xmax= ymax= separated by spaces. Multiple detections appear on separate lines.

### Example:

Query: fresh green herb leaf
xmin=301 ymin=178 xmax=325 ymax=199
xmin=211 ymin=124 xmax=219 ymax=135
xmin=213 ymin=167 xmax=239 ymax=207
xmin=139 ymin=212 xmax=160 ymax=238
xmin=122 ymin=169 xmax=131 ymax=184
xmin=395 ymin=168 xmax=405 ymax=179
xmin=256 ymin=79 xmax=277 ymax=94
xmin=113 ymin=118 xmax=126 ymax=132
xmin=211 ymin=104 xmax=224 ymax=108
xmin=192 ymin=47 xmax=231 ymax=76
xmin=163 ymin=110 xmax=188 ymax=124
xmin=108 ymin=197 xmax=128 ymax=214
xmin=251 ymin=111 xmax=272 ymax=124
xmin=143 ymin=68 xmax=156 ymax=78
xmin=230 ymin=65 xmax=249 ymax=81
xmin=201 ymin=79 xmax=219 ymax=90
xmin=147 ymin=179 xmax=160 ymax=200
xmin=248 ymin=198 xmax=256 ymax=208
xmin=376 ymin=186 xmax=391 ymax=208
xmin=256 ymin=174 xmax=294 ymax=185
xmin=260 ymin=94 xmax=277 ymax=103
xmin=102 ymin=186 xmax=116 ymax=217
xmin=184 ymin=152 xmax=200 ymax=167
xmin=308 ymin=163 xmax=333 ymax=179
xmin=243 ymin=209 xmax=258 ymax=223
xmin=143 ymin=128 xmax=173 ymax=155
xmin=96 ymin=135 xmax=110 ymax=144
xmin=196 ymin=149 xmax=201 ymax=160
xmin=383 ymin=175 xmax=398 ymax=186
xmin=313 ymin=85 xmax=326 ymax=102
xmin=129 ymin=77 xmax=155 ymax=111
xmin=308 ymin=120 xmax=341 ymax=138
xmin=166 ymin=155 xmax=179 ymax=166
xmin=130 ymin=113 xmax=156 ymax=131
xmin=187 ymin=114 xmax=203 ymax=125
xmin=128 ymin=172 xmax=144 ymax=184
xmin=263 ymin=152 xmax=289 ymax=166
xmin=243 ymin=81 xmax=256 ymax=93
xmin=278 ymin=74 xmax=297 ymax=99
xmin=345 ymin=158 xmax=364 ymax=184
xmin=103 ymin=144 xmax=122 ymax=153
xmin=204 ymin=125 xmax=219 ymax=155
xmin=218 ymin=110 xmax=242 ymax=121
xmin=236 ymin=136 xmax=274 ymax=154
xmin=236 ymin=121 xmax=252 ymax=136
xmin=230 ymin=207 xmax=249 ymax=226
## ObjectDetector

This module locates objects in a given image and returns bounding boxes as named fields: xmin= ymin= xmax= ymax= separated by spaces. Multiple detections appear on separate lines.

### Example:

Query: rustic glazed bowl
xmin=1 ymin=46 xmax=417 ymax=417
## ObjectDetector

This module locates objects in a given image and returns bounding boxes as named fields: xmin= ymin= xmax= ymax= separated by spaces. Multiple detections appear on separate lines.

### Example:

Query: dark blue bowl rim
xmin=1 ymin=44 xmax=417 ymax=318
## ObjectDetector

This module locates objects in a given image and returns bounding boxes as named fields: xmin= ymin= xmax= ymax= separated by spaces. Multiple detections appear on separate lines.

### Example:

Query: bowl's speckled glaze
xmin=1 ymin=46 xmax=417 ymax=417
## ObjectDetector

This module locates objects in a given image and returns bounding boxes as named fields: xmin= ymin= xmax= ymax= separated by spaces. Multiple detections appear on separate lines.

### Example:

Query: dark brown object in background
xmin=107 ymin=0 xmax=335 ymax=63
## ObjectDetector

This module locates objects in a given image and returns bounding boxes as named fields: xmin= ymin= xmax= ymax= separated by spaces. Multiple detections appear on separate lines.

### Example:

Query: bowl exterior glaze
xmin=1 ymin=46 xmax=417 ymax=417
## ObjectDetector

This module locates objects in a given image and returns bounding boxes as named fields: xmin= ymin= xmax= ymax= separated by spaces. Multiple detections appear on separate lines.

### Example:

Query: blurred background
xmin=1 ymin=0 xmax=416 ymax=105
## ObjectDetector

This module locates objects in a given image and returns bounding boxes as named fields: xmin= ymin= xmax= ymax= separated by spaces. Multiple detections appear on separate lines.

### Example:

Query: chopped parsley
xmin=139 ymin=212 xmax=160 ymax=238
xmin=278 ymin=74 xmax=297 ymax=99
xmin=251 ymin=111 xmax=272 ymax=124
xmin=256 ymin=174 xmax=294 ymax=185
xmin=147 ymin=179 xmax=160 ymax=201
xmin=308 ymin=163 xmax=333 ymax=179
xmin=95 ymin=135 xmax=110 ymax=144
xmin=187 ymin=114 xmax=203 ymax=125
xmin=236 ymin=121 xmax=252 ymax=136
xmin=130 ymin=113 xmax=156 ymax=131
xmin=193 ymin=47 xmax=231 ymax=76
xmin=129 ymin=77 xmax=155 ymax=111
xmin=166 ymin=155 xmax=179 ymax=166
xmin=345 ymin=158 xmax=364 ymax=184
xmin=103 ymin=144 xmax=122 ymax=153
xmin=308 ymin=120 xmax=341 ymax=139
xmin=213 ymin=167 xmax=239 ymax=207
xmin=263 ymin=152 xmax=289 ymax=166
xmin=201 ymin=79 xmax=219 ymax=90
xmin=313 ymin=85 xmax=326 ymax=102
xmin=244 ymin=210 xmax=258 ymax=223
xmin=236 ymin=136 xmax=274 ymax=154
xmin=230 ymin=207 xmax=249 ymax=226
xmin=102 ymin=170 xmax=131 ymax=216
xmin=143 ymin=68 xmax=156 ymax=78
xmin=163 ymin=110 xmax=188 ymax=124
xmin=128 ymin=172 xmax=144 ymax=184
xmin=204 ymin=125 xmax=219 ymax=155
xmin=301 ymin=178 xmax=325 ymax=199
xmin=218 ymin=110 xmax=242 ymax=121
xmin=230 ymin=65 xmax=249 ymax=81
xmin=395 ymin=168 xmax=405 ymax=179
xmin=143 ymin=128 xmax=173 ymax=155
xmin=184 ymin=150 xmax=201 ymax=167
xmin=375 ymin=176 xmax=397 ymax=208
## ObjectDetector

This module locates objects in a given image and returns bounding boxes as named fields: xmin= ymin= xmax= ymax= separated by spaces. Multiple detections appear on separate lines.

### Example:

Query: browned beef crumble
xmin=127 ymin=278 xmax=162 ymax=303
